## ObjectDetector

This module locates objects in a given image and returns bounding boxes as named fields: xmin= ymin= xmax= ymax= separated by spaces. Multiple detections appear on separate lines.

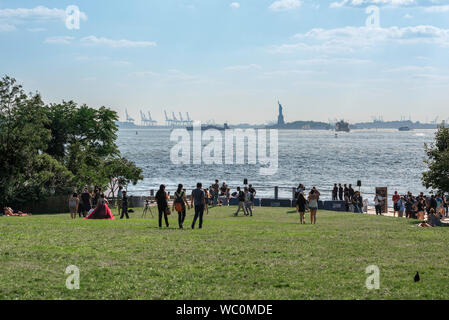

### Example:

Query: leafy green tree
xmin=103 ymin=157 xmax=144 ymax=197
xmin=0 ymin=75 xmax=143 ymax=208
xmin=0 ymin=76 xmax=63 ymax=205
xmin=422 ymin=122 xmax=449 ymax=193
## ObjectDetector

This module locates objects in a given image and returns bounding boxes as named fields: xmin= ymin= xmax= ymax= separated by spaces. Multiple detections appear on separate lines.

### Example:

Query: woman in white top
xmin=308 ymin=188 xmax=320 ymax=225
xmin=69 ymin=193 xmax=79 ymax=219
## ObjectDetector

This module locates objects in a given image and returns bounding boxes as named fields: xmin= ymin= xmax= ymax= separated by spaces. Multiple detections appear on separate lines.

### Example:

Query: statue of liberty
xmin=277 ymin=101 xmax=285 ymax=126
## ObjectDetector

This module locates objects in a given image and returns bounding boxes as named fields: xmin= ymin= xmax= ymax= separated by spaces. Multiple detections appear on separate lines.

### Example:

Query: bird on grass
xmin=414 ymin=272 xmax=420 ymax=282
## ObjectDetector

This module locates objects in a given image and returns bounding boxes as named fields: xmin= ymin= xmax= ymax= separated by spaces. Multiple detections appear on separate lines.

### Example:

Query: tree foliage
xmin=422 ymin=122 xmax=449 ymax=193
xmin=0 ymin=76 xmax=143 ymax=207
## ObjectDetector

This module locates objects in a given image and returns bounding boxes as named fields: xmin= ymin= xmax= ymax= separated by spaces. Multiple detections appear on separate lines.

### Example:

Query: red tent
xmin=85 ymin=204 xmax=115 ymax=220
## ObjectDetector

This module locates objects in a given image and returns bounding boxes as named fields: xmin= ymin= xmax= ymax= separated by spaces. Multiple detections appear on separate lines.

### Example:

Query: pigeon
xmin=414 ymin=271 xmax=420 ymax=282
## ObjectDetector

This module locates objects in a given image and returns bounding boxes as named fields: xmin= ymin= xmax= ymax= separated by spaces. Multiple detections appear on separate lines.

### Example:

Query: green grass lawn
xmin=1 ymin=206 xmax=448 ymax=300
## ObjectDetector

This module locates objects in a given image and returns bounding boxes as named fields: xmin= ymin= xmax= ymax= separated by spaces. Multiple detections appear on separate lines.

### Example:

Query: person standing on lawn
xmin=308 ymin=187 xmax=320 ymax=224
xmin=234 ymin=187 xmax=247 ymax=216
xmin=173 ymin=184 xmax=190 ymax=229
xmin=155 ymin=184 xmax=170 ymax=228
xmin=296 ymin=192 xmax=307 ymax=224
xmin=191 ymin=183 xmax=206 ymax=229
xmin=120 ymin=191 xmax=129 ymax=219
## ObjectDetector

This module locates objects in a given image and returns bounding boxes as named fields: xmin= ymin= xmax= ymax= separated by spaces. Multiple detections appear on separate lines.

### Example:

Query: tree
xmin=0 ymin=75 xmax=143 ymax=208
xmin=103 ymin=157 xmax=144 ymax=197
xmin=0 ymin=76 xmax=62 ymax=206
xmin=422 ymin=122 xmax=449 ymax=193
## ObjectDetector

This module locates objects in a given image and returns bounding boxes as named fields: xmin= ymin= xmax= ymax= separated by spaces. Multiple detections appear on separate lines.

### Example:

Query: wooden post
xmin=275 ymin=186 xmax=279 ymax=200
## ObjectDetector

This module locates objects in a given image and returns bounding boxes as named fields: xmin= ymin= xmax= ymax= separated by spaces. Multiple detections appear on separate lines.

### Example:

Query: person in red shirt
xmin=392 ymin=191 xmax=400 ymax=217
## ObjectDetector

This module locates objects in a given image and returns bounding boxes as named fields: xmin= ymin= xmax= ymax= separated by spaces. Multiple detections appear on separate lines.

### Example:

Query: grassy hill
xmin=1 ymin=206 xmax=448 ymax=300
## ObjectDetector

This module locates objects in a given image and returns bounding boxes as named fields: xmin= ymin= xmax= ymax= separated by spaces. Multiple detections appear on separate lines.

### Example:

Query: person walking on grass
xmin=69 ymin=193 xmax=79 ymax=219
xmin=191 ymin=182 xmax=206 ymax=229
xmin=120 ymin=191 xmax=129 ymax=219
xmin=234 ymin=187 xmax=247 ymax=216
xmin=244 ymin=187 xmax=253 ymax=217
xmin=173 ymin=184 xmax=190 ymax=229
xmin=308 ymin=187 xmax=320 ymax=224
xmin=296 ymin=192 xmax=307 ymax=224
xmin=155 ymin=184 xmax=169 ymax=228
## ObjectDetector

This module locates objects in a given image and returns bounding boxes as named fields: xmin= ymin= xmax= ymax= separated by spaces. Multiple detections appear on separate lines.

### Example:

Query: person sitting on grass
xmin=296 ymin=192 xmax=307 ymax=224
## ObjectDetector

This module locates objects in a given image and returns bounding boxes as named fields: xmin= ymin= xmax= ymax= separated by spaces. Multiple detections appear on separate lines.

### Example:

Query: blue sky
xmin=1 ymin=0 xmax=449 ymax=124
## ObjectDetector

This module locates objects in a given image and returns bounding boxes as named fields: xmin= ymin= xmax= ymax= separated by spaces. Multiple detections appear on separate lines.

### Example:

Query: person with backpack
xmin=173 ymin=184 xmax=190 ymax=229
xmin=234 ymin=186 xmax=247 ymax=216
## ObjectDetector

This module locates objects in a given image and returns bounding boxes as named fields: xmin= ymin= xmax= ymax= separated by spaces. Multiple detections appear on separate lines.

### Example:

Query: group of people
xmin=233 ymin=185 xmax=257 ymax=217
xmin=68 ymin=186 xmax=123 ymax=219
xmin=382 ymin=191 xmax=449 ymax=222
xmin=295 ymin=185 xmax=321 ymax=224
xmin=154 ymin=183 xmax=206 ymax=230
xmin=332 ymin=183 xmax=364 ymax=213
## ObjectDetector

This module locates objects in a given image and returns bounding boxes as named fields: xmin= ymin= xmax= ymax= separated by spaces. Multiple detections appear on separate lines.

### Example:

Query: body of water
xmin=117 ymin=128 xmax=435 ymax=200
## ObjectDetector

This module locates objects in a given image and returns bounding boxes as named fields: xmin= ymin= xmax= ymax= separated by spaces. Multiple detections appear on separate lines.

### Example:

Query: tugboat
xmin=335 ymin=120 xmax=350 ymax=133
xmin=186 ymin=123 xmax=230 ymax=131
xmin=398 ymin=126 xmax=411 ymax=131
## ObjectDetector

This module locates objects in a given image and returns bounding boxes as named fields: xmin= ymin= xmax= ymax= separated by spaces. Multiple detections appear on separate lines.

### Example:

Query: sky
xmin=1 ymin=0 xmax=449 ymax=124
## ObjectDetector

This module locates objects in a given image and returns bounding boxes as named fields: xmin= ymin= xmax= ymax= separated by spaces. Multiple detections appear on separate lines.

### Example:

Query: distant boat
xmin=335 ymin=120 xmax=350 ymax=132
xmin=398 ymin=126 xmax=412 ymax=131
xmin=186 ymin=123 xmax=230 ymax=131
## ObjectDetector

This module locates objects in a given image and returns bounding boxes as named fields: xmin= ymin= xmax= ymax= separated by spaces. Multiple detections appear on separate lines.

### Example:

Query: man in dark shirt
xmin=332 ymin=184 xmax=338 ymax=201
xmin=120 ymin=191 xmax=129 ymax=219
xmin=338 ymin=184 xmax=343 ymax=201
xmin=81 ymin=187 xmax=91 ymax=218
xmin=234 ymin=187 xmax=247 ymax=216
xmin=348 ymin=184 xmax=355 ymax=200
xmin=191 ymin=182 xmax=206 ymax=229
xmin=212 ymin=179 xmax=219 ymax=206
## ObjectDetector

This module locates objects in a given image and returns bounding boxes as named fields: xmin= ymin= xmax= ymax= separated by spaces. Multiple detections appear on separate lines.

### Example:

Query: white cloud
xmin=424 ymin=5 xmax=449 ymax=12
xmin=224 ymin=64 xmax=262 ymax=71
xmin=272 ymin=25 xmax=449 ymax=54
xmin=0 ymin=5 xmax=87 ymax=21
xmin=328 ymin=0 xmax=443 ymax=7
xmin=80 ymin=36 xmax=157 ymax=48
xmin=269 ymin=0 xmax=302 ymax=11
xmin=44 ymin=36 xmax=74 ymax=45
xmin=230 ymin=2 xmax=241 ymax=8
xmin=403 ymin=13 xmax=413 ymax=18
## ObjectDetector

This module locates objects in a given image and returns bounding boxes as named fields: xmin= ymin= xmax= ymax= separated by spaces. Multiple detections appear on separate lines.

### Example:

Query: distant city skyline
xmin=1 ymin=0 xmax=449 ymax=124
